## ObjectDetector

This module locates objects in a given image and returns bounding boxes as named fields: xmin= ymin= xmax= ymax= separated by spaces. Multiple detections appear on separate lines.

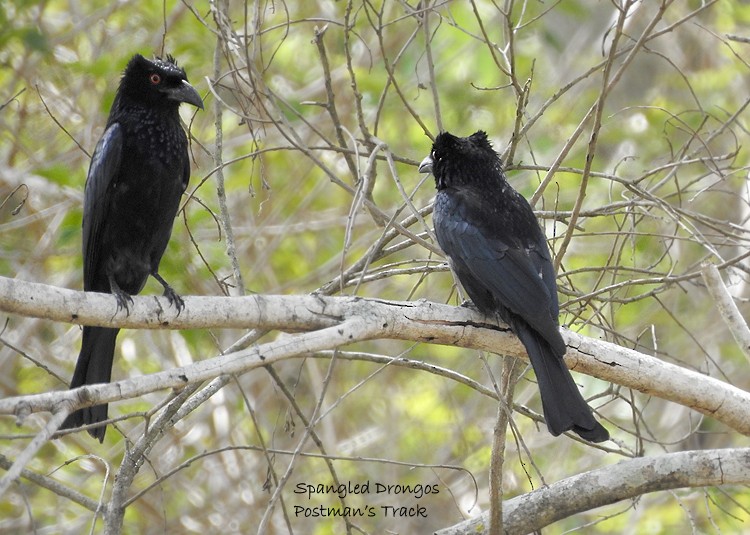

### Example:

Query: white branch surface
xmin=1 ymin=276 xmax=749 ymax=435
xmin=436 ymin=447 xmax=750 ymax=535
xmin=701 ymin=262 xmax=750 ymax=363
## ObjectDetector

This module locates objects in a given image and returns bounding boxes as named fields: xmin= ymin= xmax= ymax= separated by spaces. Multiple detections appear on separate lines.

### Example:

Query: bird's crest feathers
xmin=428 ymin=130 xmax=503 ymax=190
xmin=124 ymin=54 xmax=188 ymax=81
xmin=114 ymin=53 xmax=202 ymax=112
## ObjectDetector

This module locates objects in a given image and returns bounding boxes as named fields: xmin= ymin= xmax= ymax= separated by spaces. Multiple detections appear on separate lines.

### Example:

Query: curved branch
xmin=701 ymin=262 xmax=750 ymax=363
xmin=436 ymin=447 xmax=750 ymax=535
xmin=1 ymin=276 xmax=749 ymax=435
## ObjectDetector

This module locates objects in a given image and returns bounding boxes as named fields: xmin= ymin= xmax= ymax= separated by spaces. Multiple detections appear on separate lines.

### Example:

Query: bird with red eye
xmin=58 ymin=54 xmax=203 ymax=442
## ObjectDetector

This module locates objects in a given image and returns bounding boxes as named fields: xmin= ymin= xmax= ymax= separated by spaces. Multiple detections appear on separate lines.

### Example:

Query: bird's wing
xmin=434 ymin=189 xmax=563 ymax=350
xmin=82 ymin=123 xmax=123 ymax=291
xmin=180 ymin=142 xmax=191 ymax=192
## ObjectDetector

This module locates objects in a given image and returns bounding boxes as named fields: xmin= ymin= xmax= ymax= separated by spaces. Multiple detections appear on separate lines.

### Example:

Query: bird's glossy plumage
xmin=60 ymin=54 xmax=203 ymax=441
xmin=422 ymin=131 xmax=609 ymax=442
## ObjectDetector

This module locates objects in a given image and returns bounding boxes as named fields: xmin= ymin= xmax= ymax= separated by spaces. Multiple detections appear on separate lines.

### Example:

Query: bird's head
xmin=419 ymin=130 xmax=502 ymax=189
xmin=118 ymin=54 xmax=204 ymax=110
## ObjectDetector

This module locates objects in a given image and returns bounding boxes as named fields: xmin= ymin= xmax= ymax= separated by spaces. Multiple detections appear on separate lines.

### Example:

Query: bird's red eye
xmin=149 ymin=73 xmax=161 ymax=85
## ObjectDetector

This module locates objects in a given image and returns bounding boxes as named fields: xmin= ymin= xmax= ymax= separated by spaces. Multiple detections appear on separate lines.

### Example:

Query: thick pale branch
xmin=566 ymin=333 xmax=750 ymax=434
xmin=1 ymin=319 xmax=378 ymax=424
xmin=0 ymin=274 xmax=517 ymax=336
xmin=701 ymin=262 xmax=750 ymax=363
xmin=437 ymin=447 xmax=750 ymax=535
xmin=1 ymin=276 xmax=750 ymax=435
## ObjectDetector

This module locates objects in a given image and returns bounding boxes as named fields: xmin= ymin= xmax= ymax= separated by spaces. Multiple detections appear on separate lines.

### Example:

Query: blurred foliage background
xmin=2 ymin=0 xmax=750 ymax=533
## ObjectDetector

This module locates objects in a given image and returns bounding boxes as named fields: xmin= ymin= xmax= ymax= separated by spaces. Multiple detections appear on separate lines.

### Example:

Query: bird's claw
xmin=163 ymin=285 xmax=185 ymax=315
xmin=113 ymin=288 xmax=134 ymax=316
xmin=152 ymin=272 xmax=184 ymax=315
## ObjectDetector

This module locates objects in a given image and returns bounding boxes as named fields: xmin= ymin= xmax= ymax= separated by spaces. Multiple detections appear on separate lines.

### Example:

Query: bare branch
xmin=1 ymin=276 xmax=749 ymax=435
xmin=701 ymin=262 xmax=750 ymax=364
xmin=437 ymin=448 xmax=750 ymax=535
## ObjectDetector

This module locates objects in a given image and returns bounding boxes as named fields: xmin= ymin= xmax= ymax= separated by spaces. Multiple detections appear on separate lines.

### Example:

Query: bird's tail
xmin=59 ymin=326 xmax=120 ymax=442
xmin=514 ymin=324 xmax=609 ymax=442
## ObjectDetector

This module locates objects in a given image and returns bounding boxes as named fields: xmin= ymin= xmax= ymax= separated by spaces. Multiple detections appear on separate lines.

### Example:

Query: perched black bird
xmin=420 ymin=131 xmax=609 ymax=442
xmin=60 ymin=54 xmax=203 ymax=441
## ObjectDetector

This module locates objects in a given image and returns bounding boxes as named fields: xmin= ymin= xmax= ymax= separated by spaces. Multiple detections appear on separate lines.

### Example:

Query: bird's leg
xmin=152 ymin=271 xmax=184 ymax=314
xmin=108 ymin=273 xmax=133 ymax=315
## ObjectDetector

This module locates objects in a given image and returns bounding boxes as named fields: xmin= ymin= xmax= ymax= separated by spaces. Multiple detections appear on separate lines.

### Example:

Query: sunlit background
xmin=2 ymin=1 xmax=750 ymax=533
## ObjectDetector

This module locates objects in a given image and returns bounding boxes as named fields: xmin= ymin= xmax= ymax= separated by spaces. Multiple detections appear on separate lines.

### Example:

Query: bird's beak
xmin=164 ymin=80 xmax=204 ymax=110
xmin=418 ymin=154 xmax=433 ymax=174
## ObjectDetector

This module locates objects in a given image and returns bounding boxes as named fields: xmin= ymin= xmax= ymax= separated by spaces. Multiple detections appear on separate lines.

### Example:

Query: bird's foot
xmin=163 ymin=285 xmax=184 ymax=313
xmin=152 ymin=272 xmax=184 ymax=315
xmin=109 ymin=281 xmax=133 ymax=316
xmin=114 ymin=290 xmax=134 ymax=314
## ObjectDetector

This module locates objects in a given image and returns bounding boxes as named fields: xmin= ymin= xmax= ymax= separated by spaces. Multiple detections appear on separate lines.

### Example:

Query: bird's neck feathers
xmin=108 ymin=89 xmax=181 ymax=133
xmin=436 ymin=157 xmax=506 ymax=191
xmin=114 ymin=83 xmax=180 ymax=113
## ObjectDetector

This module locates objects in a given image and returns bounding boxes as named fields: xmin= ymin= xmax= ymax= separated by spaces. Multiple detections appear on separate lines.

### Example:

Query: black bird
xmin=60 ymin=54 xmax=203 ymax=441
xmin=419 ymin=131 xmax=608 ymax=442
